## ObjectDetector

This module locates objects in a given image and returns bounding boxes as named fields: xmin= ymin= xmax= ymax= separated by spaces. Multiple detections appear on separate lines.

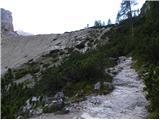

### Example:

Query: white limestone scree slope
xmin=2 ymin=28 xmax=110 ymax=74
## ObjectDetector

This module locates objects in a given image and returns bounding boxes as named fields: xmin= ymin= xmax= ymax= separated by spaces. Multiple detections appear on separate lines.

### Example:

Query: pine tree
xmin=102 ymin=21 xmax=105 ymax=26
xmin=117 ymin=0 xmax=137 ymax=21
xmin=107 ymin=19 xmax=112 ymax=25
xmin=94 ymin=20 xmax=102 ymax=27
xmin=117 ymin=0 xmax=137 ymax=41
xmin=116 ymin=12 xmax=121 ymax=23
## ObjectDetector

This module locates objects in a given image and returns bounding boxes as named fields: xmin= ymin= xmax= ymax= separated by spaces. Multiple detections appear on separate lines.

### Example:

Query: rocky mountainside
xmin=2 ymin=27 xmax=110 ymax=74
xmin=1 ymin=8 xmax=114 ymax=119
xmin=1 ymin=8 xmax=16 ymax=35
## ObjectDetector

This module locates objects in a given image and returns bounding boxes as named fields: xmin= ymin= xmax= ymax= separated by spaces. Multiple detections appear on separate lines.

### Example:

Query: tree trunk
xmin=129 ymin=1 xmax=134 ymax=41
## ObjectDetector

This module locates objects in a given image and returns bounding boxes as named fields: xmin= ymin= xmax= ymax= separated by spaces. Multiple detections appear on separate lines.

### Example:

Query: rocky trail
xmin=33 ymin=57 xmax=148 ymax=119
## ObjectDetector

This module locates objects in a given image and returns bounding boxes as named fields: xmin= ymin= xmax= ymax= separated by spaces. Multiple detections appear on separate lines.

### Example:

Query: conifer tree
xmin=117 ymin=0 xmax=137 ymax=41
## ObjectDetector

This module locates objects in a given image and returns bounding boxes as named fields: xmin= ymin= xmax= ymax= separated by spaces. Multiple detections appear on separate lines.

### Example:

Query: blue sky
xmin=1 ymin=0 xmax=145 ymax=34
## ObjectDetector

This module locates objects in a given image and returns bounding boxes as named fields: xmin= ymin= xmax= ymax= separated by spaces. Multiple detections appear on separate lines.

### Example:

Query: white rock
xmin=94 ymin=82 xmax=101 ymax=90
xmin=32 ymin=96 xmax=38 ymax=102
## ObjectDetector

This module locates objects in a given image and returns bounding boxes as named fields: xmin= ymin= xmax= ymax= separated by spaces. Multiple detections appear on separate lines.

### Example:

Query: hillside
xmin=1 ymin=1 xmax=159 ymax=119
xmin=2 ymin=28 xmax=109 ymax=74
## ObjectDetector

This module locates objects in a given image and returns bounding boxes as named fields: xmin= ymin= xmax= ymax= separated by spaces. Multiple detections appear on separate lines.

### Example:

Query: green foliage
xmin=1 ymin=79 xmax=32 ymax=119
xmin=64 ymin=81 xmax=93 ymax=101
xmin=43 ymin=104 xmax=58 ymax=113
xmin=14 ymin=62 xmax=40 ymax=79
xmin=1 ymin=68 xmax=37 ymax=118
xmin=14 ymin=68 xmax=28 ymax=79
xmin=144 ymin=65 xmax=159 ymax=119
xmin=1 ymin=69 xmax=13 ymax=94
xmin=97 ymin=84 xmax=110 ymax=95
xmin=134 ymin=62 xmax=159 ymax=119
xmin=36 ymin=49 xmax=116 ymax=96
xmin=107 ymin=1 xmax=159 ymax=65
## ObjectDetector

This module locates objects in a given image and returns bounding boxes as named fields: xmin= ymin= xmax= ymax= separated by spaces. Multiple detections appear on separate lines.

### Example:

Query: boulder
xmin=118 ymin=56 xmax=127 ymax=63
xmin=31 ymin=96 xmax=38 ymax=102
xmin=54 ymin=91 xmax=65 ymax=110
xmin=89 ymin=98 xmax=102 ymax=105
xmin=103 ymin=82 xmax=114 ymax=90
xmin=32 ymin=108 xmax=43 ymax=115
xmin=55 ymin=91 xmax=65 ymax=99
xmin=55 ymin=98 xmax=64 ymax=110
xmin=94 ymin=82 xmax=101 ymax=90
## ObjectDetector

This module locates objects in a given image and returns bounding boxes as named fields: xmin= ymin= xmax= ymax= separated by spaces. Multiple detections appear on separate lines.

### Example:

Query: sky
xmin=1 ymin=0 xmax=145 ymax=34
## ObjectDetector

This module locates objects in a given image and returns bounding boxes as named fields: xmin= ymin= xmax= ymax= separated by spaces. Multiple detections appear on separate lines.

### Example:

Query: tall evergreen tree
xmin=107 ymin=19 xmax=112 ymax=25
xmin=117 ymin=0 xmax=137 ymax=21
xmin=102 ymin=21 xmax=105 ymax=26
xmin=94 ymin=20 xmax=102 ymax=27
xmin=117 ymin=0 xmax=137 ymax=41
xmin=116 ymin=12 xmax=121 ymax=23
